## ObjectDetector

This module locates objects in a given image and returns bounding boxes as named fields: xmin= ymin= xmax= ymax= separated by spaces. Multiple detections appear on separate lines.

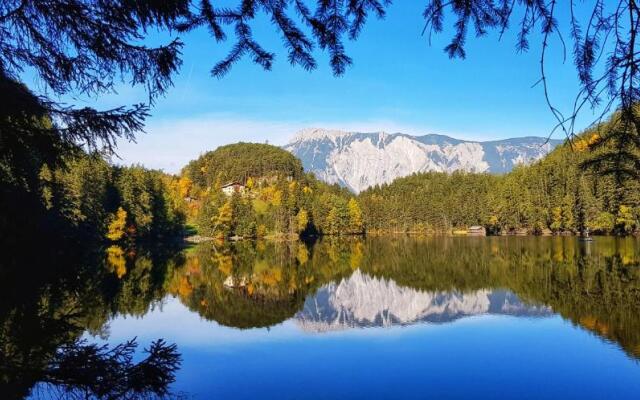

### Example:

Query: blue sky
xmin=59 ymin=2 xmax=602 ymax=173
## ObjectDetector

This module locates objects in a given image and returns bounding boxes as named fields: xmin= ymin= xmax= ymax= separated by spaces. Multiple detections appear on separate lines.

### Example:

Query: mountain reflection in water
xmin=167 ymin=237 xmax=640 ymax=359
xmin=3 ymin=236 xmax=640 ymax=399
xmin=296 ymin=271 xmax=551 ymax=332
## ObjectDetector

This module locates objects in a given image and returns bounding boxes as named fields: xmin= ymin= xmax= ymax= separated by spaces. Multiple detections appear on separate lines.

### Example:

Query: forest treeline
xmin=178 ymin=143 xmax=364 ymax=238
xmin=1 ymin=134 xmax=185 ymax=247
xmin=4 ymin=108 xmax=640 ymax=245
xmin=1 ymin=81 xmax=187 ymax=247
xmin=38 ymin=155 xmax=186 ymax=243
xmin=359 ymin=115 xmax=640 ymax=236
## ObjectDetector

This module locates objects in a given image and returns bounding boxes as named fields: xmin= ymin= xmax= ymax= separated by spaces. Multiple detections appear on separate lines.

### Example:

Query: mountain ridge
xmin=283 ymin=128 xmax=562 ymax=193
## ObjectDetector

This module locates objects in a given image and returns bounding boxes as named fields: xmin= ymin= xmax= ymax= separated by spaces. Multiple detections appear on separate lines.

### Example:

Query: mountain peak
xmin=291 ymin=128 xmax=388 ymax=143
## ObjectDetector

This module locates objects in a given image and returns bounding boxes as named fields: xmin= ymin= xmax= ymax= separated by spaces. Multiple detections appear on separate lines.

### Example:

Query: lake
xmin=5 ymin=237 xmax=640 ymax=399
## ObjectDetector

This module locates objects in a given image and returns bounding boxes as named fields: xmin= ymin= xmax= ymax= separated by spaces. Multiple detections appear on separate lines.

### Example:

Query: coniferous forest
xmin=163 ymin=112 xmax=640 ymax=239
xmin=359 ymin=114 xmax=640 ymax=236
xmin=3 ymin=0 xmax=640 ymax=250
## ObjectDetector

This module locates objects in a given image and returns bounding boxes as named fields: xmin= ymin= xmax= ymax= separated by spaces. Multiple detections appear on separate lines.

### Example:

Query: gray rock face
xmin=283 ymin=128 xmax=561 ymax=193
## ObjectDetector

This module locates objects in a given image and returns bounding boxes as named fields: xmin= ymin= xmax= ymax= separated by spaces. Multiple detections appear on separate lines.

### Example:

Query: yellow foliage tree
xmin=297 ymin=243 xmax=309 ymax=265
xmin=106 ymin=207 xmax=127 ymax=241
xmin=616 ymin=205 xmax=636 ymax=234
xmin=178 ymin=176 xmax=192 ymax=198
xmin=348 ymin=199 xmax=364 ymax=234
xmin=214 ymin=201 xmax=233 ymax=237
xmin=259 ymin=185 xmax=282 ymax=206
xmin=256 ymin=224 xmax=267 ymax=237
xmin=106 ymin=245 xmax=127 ymax=278
xmin=296 ymin=209 xmax=309 ymax=233
xmin=271 ymin=189 xmax=282 ymax=206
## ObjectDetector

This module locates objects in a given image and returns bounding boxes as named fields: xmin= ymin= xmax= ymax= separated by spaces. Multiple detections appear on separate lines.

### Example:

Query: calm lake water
xmin=6 ymin=237 xmax=640 ymax=399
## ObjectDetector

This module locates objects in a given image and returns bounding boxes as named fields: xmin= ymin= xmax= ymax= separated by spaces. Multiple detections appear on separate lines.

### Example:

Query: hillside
xmin=175 ymin=143 xmax=363 ymax=238
xmin=183 ymin=143 xmax=305 ymax=188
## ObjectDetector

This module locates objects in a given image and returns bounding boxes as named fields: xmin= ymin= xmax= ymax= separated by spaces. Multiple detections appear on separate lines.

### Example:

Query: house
xmin=468 ymin=225 xmax=486 ymax=236
xmin=221 ymin=181 xmax=245 ymax=196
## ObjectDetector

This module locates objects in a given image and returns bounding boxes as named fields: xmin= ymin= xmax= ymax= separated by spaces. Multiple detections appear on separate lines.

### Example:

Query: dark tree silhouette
xmin=2 ymin=1 xmax=639 ymax=151
xmin=2 ymin=1 xmax=639 ymax=236
xmin=0 ymin=1 xmax=185 ymax=154
xmin=0 ymin=0 xmax=391 ymax=156
xmin=32 ymin=339 xmax=181 ymax=400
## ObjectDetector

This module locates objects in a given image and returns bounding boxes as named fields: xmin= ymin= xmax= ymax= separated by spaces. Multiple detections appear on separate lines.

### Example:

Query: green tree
xmin=233 ymin=196 xmax=257 ymax=238
xmin=616 ymin=205 xmax=637 ymax=235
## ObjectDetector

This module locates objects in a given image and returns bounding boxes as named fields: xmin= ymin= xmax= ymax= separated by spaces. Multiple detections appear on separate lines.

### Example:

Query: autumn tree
xmin=215 ymin=201 xmax=234 ymax=238
xmin=296 ymin=209 xmax=309 ymax=234
xmin=106 ymin=207 xmax=128 ymax=242
xmin=348 ymin=199 xmax=364 ymax=234
xmin=616 ymin=205 xmax=637 ymax=235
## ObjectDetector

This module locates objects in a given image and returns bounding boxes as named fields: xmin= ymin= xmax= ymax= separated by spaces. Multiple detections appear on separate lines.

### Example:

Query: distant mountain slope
xmin=283 ymin=128 xmax=562 ymax=193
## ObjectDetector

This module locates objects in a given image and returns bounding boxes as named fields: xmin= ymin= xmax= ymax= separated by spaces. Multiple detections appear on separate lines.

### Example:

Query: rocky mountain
xmin=283 ymin=128 xmax=562 ymax=193
xmin=294 ymin=271 xmax=551 ymax=332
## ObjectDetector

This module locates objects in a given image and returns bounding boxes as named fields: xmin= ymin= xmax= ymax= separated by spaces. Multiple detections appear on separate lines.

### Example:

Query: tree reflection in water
xmin=0 ymin=244 xmax=184 ymax=399
xmin=167 ymin=237 xmax=640 ymax=360
xmin=29 ymin=338 xmax=180 ymax=400
xmin=2 ymin=236 xmax=640 ymax=398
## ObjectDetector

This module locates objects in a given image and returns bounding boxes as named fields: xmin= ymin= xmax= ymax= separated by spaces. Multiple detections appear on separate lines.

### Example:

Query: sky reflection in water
xmin=89 ymin=237 xmax=640 ymax=399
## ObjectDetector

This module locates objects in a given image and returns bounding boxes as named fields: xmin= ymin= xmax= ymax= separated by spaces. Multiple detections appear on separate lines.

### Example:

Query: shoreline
xmin=185 ymin=232 xmax=639 ymax=243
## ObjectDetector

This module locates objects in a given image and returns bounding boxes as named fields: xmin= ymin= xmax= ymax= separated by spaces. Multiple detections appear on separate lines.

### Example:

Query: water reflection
xmin=0 ymin=244 xmax=184 ymax=399
xmin=2 ymin=236 xmax=640 ymax=398
xmin=166 ymin=237 xmax=640 ymax=359
xmin=296 ymin=271 xmax=551 ymax=332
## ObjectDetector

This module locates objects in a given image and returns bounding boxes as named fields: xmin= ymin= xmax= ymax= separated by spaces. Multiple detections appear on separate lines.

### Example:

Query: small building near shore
xmin=221 ymin=181 xmax=245 ymax=196
xmin=468 ymin=225 xmax=487 ymax=236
